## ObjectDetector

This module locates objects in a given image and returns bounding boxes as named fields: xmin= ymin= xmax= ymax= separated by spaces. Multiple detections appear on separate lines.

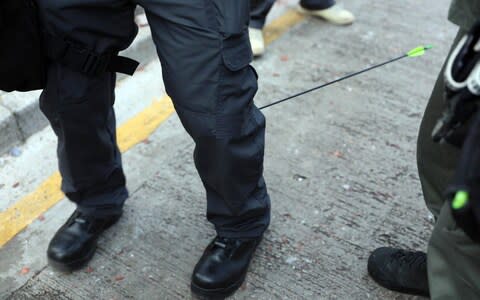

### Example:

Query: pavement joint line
xmin=0 ymin=9 xmax=306 ymax=249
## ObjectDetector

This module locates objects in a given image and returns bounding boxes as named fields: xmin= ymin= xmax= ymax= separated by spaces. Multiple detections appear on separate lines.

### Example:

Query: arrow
xmin=259 ymin=45 xmax=433 ymax=110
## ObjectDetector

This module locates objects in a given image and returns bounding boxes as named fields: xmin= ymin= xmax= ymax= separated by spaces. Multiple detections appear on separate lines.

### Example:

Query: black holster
xmin=0 ymin=0 xmax=46 ymax=92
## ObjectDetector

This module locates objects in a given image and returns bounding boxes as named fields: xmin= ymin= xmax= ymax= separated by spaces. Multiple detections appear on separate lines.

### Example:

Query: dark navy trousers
xmin=37 ymin=0 xmax=271 ymax=238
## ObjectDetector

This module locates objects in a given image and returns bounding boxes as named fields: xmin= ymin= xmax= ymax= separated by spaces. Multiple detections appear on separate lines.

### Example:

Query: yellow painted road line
xmin=0 ymin=172 xmax=63 ymax=247
xmin=117 ymin=97 xmax=174 ymax=152
xmin=264 ymin=10 xmax=305 ymax=46
xmin=0 ymin=9 xmax=306 ymax=248
xmin=0 ymin=96 xmax=174 ymax=247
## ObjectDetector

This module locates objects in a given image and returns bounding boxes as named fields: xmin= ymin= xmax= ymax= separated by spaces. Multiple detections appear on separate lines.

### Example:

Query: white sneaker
xmin=249 ymin=27 xmax=265 ymax=57
xmin=298 ymin=4 xmax=355 ymax=25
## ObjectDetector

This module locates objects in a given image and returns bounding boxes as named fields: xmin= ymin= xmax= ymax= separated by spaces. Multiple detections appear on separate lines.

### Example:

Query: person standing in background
xmin=249 ymin=0 xmax=355 ymax=56
xmin=368 ymin=0 xmax=480 ymax=298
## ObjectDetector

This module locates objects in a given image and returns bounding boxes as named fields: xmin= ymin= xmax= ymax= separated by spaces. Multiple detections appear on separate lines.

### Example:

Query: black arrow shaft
xmin=259 ymin=54 xmax=408 ymax=110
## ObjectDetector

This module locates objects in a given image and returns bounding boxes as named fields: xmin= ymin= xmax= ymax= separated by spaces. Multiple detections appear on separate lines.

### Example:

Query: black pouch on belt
xmin=0 ymin=0 xmax=46 ymax=92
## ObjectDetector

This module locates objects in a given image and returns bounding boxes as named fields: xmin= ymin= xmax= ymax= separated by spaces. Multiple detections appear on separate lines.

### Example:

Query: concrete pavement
xmin=0 ymin=0 xmax=458 ymax=299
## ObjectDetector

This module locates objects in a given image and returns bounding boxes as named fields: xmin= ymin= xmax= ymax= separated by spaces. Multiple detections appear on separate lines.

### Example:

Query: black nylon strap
xmin=45 ymin=33 xmax=139 ymax=76
xmin=108 ymin=55 xmax=139 ymax=76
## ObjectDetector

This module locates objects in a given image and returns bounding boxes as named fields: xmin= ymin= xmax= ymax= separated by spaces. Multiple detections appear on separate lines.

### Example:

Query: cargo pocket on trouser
xmin=217 ymin=30 xmax=255 ymax=137
xmin=221 ymin=32 xmax=253 ymax=73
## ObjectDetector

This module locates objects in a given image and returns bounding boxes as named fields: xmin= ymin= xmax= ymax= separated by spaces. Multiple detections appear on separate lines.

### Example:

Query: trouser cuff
xmin=76 ymin=186 xmax=128 ymax=217
xmin=300 ymin=0 xmax=335 ymax=11
xmin=216 ymin=210 xmax=271 ymax=239
xmin=250 ymin=19 xmax=267 ymax=29
xmin=217 ymin=227 xmax=269 ymax=239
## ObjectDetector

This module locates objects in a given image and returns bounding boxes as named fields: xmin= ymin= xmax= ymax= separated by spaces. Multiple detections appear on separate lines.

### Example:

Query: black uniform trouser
xmin=37 ymin=0 xmax=271 ymax=238
xmin=250 ymin=0 xmax=335 ymax=29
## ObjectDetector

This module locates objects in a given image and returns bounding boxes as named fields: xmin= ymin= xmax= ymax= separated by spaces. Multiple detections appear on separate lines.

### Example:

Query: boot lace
xmin=392 ymin=250 xmax=427 ymax=269
xmin=213 ymin=237 xmax=234 ymax=249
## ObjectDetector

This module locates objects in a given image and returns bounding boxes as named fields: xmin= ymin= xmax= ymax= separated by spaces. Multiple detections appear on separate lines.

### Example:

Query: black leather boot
xmin=368 ymin=247 xmax=429 ymax=297
xmin=191 ymin=236 xmax=262 ymax=298
xmin=47 ymin=210 xmax=122 ymax=272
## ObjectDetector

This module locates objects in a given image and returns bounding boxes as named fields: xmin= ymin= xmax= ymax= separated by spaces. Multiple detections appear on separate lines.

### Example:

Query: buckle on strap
xmin=46 ymin=34 xmax=139 ymax=76
xmin=62 ymin=46 xmax=111 ymax=76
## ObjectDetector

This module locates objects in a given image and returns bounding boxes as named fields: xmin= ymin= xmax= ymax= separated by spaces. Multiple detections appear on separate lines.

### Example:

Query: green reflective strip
xmin=452 ymin=191 xmax=469 ymax=210
xmin=407 ymin=45 xmax=433 ymax=57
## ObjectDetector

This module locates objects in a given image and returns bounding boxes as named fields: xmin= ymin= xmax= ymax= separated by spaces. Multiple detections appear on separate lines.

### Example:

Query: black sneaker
xmin=368 ymin=247 xmax=429 ymax=297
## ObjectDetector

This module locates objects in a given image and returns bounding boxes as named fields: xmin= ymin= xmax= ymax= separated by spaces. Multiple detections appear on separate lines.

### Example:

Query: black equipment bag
xmin=0 ymin=0 xmax=139 ymax=92
xmin=0 ymin=0 xmax=46 ymax=92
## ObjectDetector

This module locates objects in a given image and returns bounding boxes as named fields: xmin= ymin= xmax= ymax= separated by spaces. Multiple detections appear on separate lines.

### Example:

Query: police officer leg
xmin=139 ymin=0 xmax=270 ymax=297
xmin=299 ymin=0 xmax=355 ymax=25
xmin=249 ymin=0 xmax=275 ymax=56
xmin=427 ymin=201 xmax=480 ymax=299
xmin=250 ymin=0 xmax=276 ymax=29
xmin=36 ymin=0 xmax=137 ymax=271
xmin=368 ymin=29 xmax=480 ymax=298
xmin=417 ymin=30 xmax=466 ymax=219
xmin=367 ymin=31 xmax=458 ymax=298
xmin=417 ymin=29 xmax=480 ymax=299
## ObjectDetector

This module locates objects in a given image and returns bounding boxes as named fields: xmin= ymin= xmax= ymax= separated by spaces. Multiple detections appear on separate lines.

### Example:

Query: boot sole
xmin=47 ymin=212 xmax=122 ymax=272
xmin=48 ymin=245 xmax=97 ymax=273
xmin=190 ymin=273 xmax=246 ymax=299
xmin=368 ymin=267 xmax=429 ymax=297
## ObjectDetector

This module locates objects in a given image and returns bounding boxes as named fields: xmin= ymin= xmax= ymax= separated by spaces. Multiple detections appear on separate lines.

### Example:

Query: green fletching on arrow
xmin=407 ymin=45 xmax=433 ymax=57
xmin=452 ymin=190 xmax=469 ymax=210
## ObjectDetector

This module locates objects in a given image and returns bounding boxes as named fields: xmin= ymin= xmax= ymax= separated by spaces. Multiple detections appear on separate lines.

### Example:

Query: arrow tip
xmin=407 ymin=45 xmax=434 ymax=57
